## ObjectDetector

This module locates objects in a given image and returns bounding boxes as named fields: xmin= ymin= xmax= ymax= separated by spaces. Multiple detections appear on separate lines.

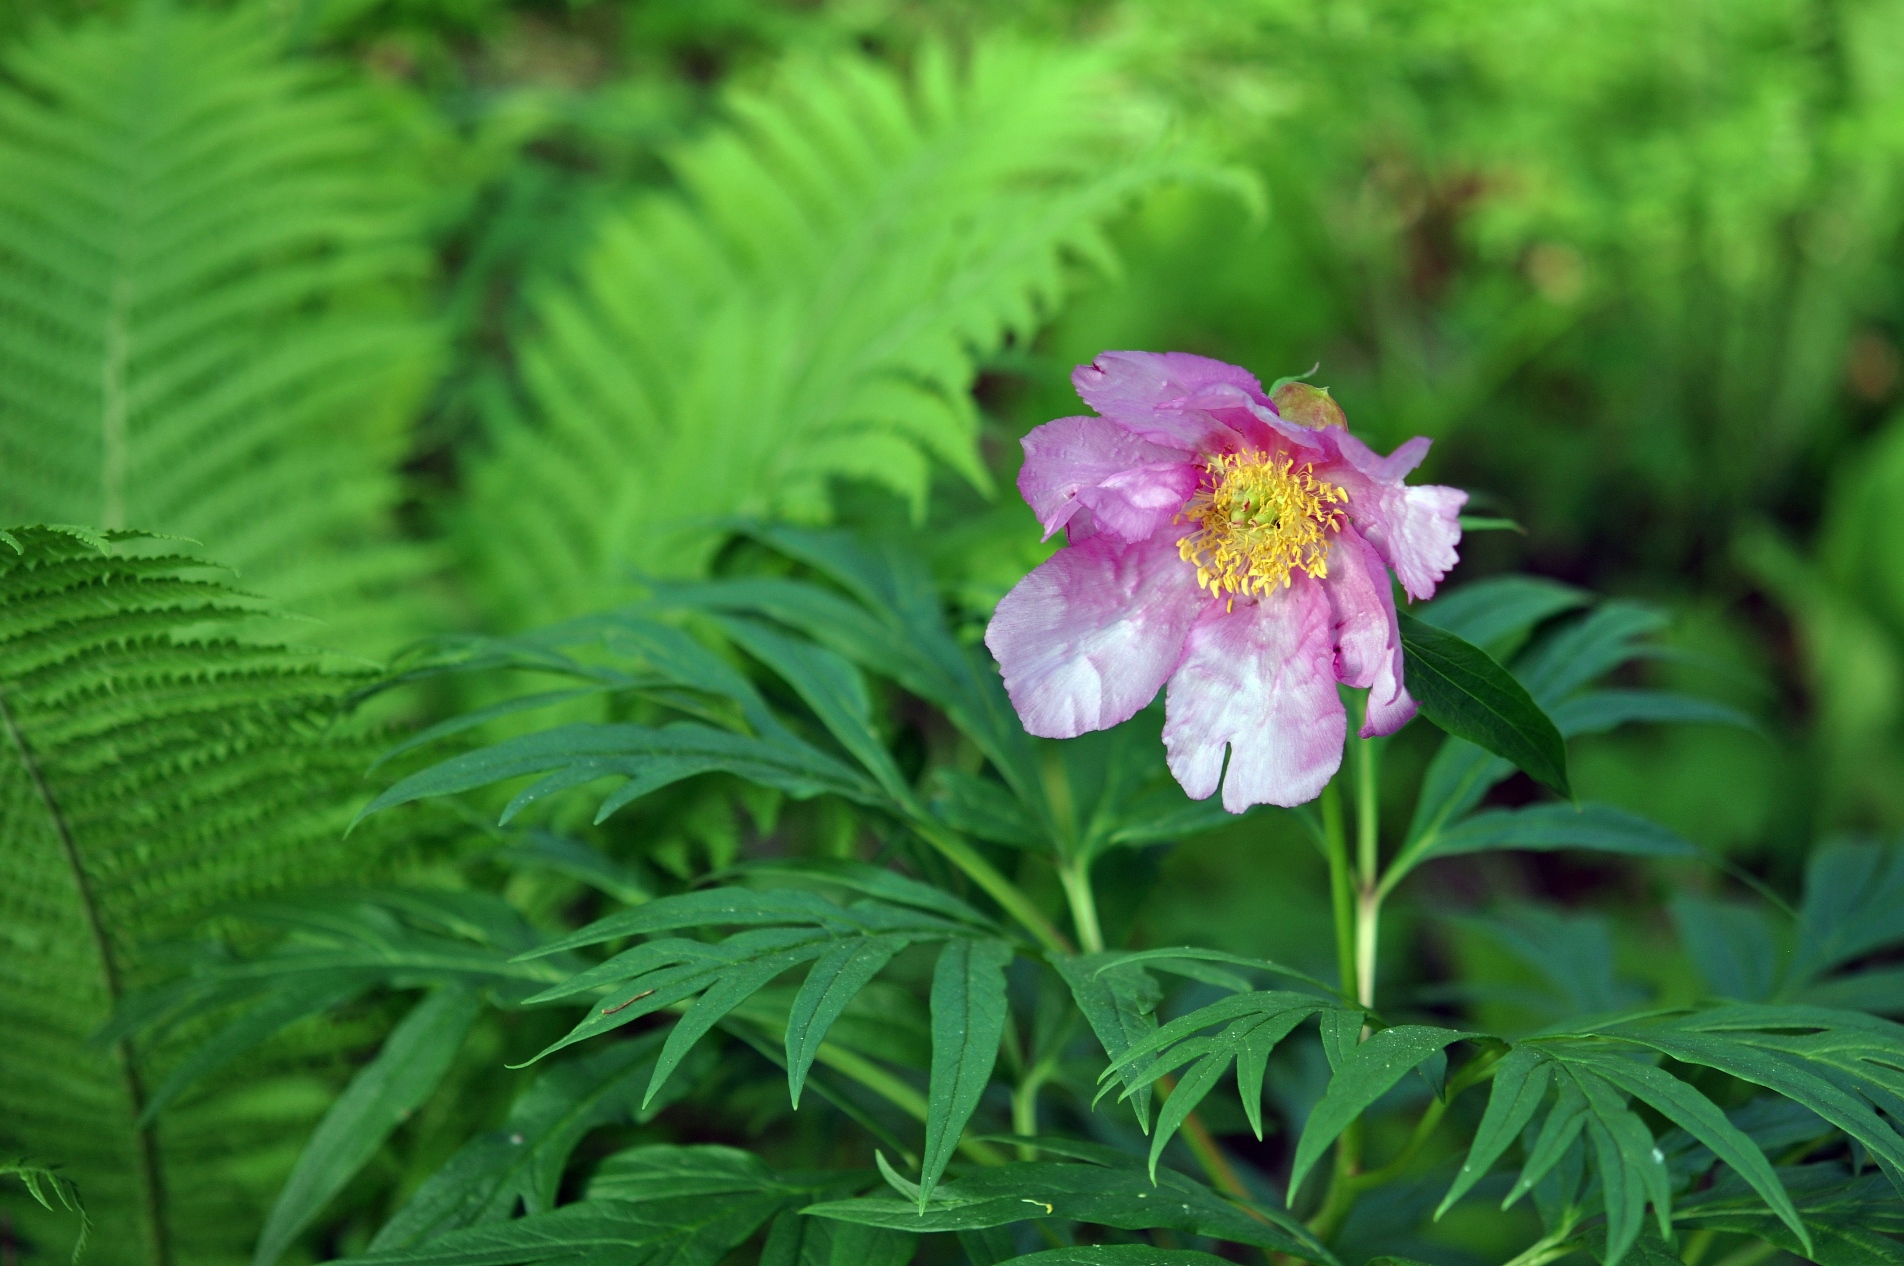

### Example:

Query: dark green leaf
xmin=1416 ymin=576 xmax=1591 ymax=655
xmin=337 ymin=1194 xmax=789 ymax=1266
xmin=1507 ymin=1077 xmax=1589 ymax=1207
xmin=761 ymin=1211 xmax=916 ymax=1266
xmin=806 ymin=1159 xmax=1335 ymax=1262
xmin=785 ymin=934 xmax=910 ymax=1107
xmin=1052 ymin=954 xmax=1163 ymax=1130
xmin=1398 ymin=611 xmax=1571 ymax=798
xmin=931 ymin=769 xmax=1044 ymax=848
xmin=644 ymin=946 xmax=829 ymax=1107
xmin=1569 ymin=1052 xmax=1807 ymax=1252
xmin=1550 ymin=690 xmax=1759 ymax=737
xmin=1671 ymin=897 xmax=1780 ymax=1002
xmin=370 ymin=1039 xmax=656 ymax=1247
xmin=920 ymin=938 xmax=1014 ymax=1205
xmin=1288 ymin=1025 xmax=1470 ymax=1202
xmin=1568 ymin=1066 xmax=1674 ymax=1265
xmin=1422 ymin=803 xmax=1696 ymax=863
xmin=256 ymin=986 xmax=483 ymax=1266
xmin=996 ymin=1250 xmax=1233 ymax=1265
xmin=1438 ymin=1047 xmax=1552 ymax=1217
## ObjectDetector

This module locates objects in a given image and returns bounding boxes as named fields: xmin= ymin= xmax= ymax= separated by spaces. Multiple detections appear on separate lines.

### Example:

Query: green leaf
xmin=1515 ymin=603 xmax=1669 ymax=702
xmin=761 ymin=1211 xmax=916 ymax=1266
xmin=255 ymin=986 xmax=483 ymax=1266
xmin=1148 ymin=1051 xmax=1228 ymax=1178
xmin=932 ymin=769 xmax=1044 ymax=848
xmin=1288 ymin=1025 xmax=1471 ymax=1203
xmin=359 ymin=722 xmax=885 ymax=827
xmin=1672 ymin=896 xmax=1781 ymax=1002
xmin=1421 ymin=803 xmax=1697 ymax=863
xmin=1789 ymin=841 xmax=1904 ymax=986
xmin=1550 ymin=689 xmax=1759 ymax=737
xmin=1568 ymin=1052 xmax=1808 ymax=1253
xmin=370 ymin=1035 xmax=669 ymax=1248
xmin=730 ymin=859 xmax=996 ymax=928
xmin=1506 ymin=1077 xmax=1589 ymax=1207
xmin=1437 ymin=1047 xmax=1552 ymax=1217
xmin=499 ymin=831 xmax=652 ymax=906
xmin=1416 ymin=576 xmax=1591 ymax=655
xmin=785 ymin=934 xmax=910 ymax=1107
xmin=920 ymin=938 xmax=1014 ymax=1205
xmin=806 ymin=1159 xmax=1335 ymax=1261
xmin=715 ymin=616 xmax=914 ymax=803
xmin=644 ymin=945 xmax=831 ymax=1108
xmin=137 ymin=975 xmax=373 ymax=1126
xmin=994 ymin=1250 xmax=1233 ymax=1265
xmin=1 ymin=1161 xmax=89 ymax=1264
xmin=1398 ymin=610 xmax=1571 ymax=798
xmin=586 ymin=1145 xmax=785 ymax=1201
xmin=1568 ymin=1065 xmax=1674 ymax=1265
xmin=338 ymin=1194 xmax=791 ymax=1266
xmin=1052 ymin=954 xmax=1163 ymax=1130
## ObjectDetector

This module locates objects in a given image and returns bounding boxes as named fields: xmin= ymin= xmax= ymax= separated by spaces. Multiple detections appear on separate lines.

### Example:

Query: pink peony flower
xmin=984 ymin=351 xmax=1467 ymax=811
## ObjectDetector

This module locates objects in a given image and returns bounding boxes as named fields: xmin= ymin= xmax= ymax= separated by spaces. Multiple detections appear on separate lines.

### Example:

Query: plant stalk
xmin=1320 ymin=782 xmax=1356 ymax=1002
xmin=911 ymin=818 xmax=1071 ymax=954
xmin=1057 ymin=856 xmax=1105 ymax=954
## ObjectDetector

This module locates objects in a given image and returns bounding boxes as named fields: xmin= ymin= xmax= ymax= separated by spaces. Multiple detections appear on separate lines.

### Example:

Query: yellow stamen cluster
xmin=1177 ymin=452 xmax=1348 ymax=606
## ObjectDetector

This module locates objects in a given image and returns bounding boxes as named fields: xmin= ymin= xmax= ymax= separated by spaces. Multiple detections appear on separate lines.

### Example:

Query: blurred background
xmin=5 ymin=1 xmax=1904 ymax=1255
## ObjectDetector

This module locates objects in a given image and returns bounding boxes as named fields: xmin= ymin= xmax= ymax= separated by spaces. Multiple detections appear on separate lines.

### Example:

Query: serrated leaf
xmin=920 ymin=938 xmax=1014 ymax=1206
xmin=1438 ymin=1047 xmax=1552 ymax=1217
xmin=256 ymin=986 xmax=483 ymax=1266
xmin=1398 ymin=611 xmax=1571 ymax=798
xmin=1288 ymin=1025 xmax=1470 ymax=1202
xmin=785 ymin=934 xmax=909 ymax=1107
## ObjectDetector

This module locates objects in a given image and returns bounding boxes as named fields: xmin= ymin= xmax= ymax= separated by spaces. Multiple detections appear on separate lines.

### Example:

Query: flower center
xmin=1176 ymin=452 xmax=1347 ymax=604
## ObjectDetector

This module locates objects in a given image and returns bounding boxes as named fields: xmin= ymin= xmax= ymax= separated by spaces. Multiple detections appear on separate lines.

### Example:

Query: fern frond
xmin=460 ymin=40 xmax=1238 ymax=626
xmin=0 ymin=527 xmax=398 ymax=1266
xmin=0 ymin=6 xmax=441 ymax=653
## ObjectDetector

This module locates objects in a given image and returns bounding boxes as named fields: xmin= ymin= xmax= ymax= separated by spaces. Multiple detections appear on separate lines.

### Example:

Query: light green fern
xmin=0 ymin=5 xmax=440 ymax=654
xmin=0 ymin=527 xmax=397 ymax=1266
xmin=459 ymin=40 xmax=1243 ymax=626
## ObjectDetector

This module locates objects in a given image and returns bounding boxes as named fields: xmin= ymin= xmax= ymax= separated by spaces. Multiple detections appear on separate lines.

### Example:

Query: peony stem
xmin=1057 ymin=856 xmax=1105 ymax=954
xmin=911 ymin=817 xmax=1072 ymax=954
xmin=1351 ymin=730 xmax=1383 ymax=1009
xmin=1320 ymin=782 xmax=1357 ymax=1002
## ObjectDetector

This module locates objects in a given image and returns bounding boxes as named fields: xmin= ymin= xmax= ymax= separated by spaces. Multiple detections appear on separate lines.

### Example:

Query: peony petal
xmin=985 ymin=530 xmax=1209 ymax=740
xmin=1073 ymin=351 xmax=1275 ymax=452
xmin=1322 ymin=528 xmax=1416 ymax=737
xmin=1018 ymin=415 xmax=1198 ymax=541
xmin=1314 ymin=431 xmax=1466 ymax=602
xmin=1367 ymin=483 xmax=1467 ymax=602
xmin=1161 ymin=576 xmax=1345 ymax=811
xmin=1331 ymin=430 xmax=1433 ymax=483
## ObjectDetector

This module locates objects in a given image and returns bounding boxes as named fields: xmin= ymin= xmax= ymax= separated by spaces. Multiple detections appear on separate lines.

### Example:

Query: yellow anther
xmin=1176 ymin=452 xmax=1346 ymax=600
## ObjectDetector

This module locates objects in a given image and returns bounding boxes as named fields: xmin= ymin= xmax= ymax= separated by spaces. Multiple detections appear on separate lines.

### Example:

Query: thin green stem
xmin=1057 ymin=856 xmax=1104 ymax=954
xmin=1320 ymin=782 xmax=1356 ymax=1002
xmin=1353 ymin=734 xmax=1380 ymax=888
xmin=1352 ymin=732 xmax=1382 ymax=1009
xmin=815 ymin=1041 xmax=1006 ymax=1166
xmin=911 ymin=818 xmax=1071 ymax=954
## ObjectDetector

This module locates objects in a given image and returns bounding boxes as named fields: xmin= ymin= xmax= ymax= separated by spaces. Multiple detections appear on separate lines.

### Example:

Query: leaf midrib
xmin=0 ymin=682 xmax=171 ymax=1266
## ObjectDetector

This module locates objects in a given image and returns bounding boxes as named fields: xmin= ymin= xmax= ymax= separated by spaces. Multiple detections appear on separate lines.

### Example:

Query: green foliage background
xmin=6 ymin=1 xmax=1904 ymax=1265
